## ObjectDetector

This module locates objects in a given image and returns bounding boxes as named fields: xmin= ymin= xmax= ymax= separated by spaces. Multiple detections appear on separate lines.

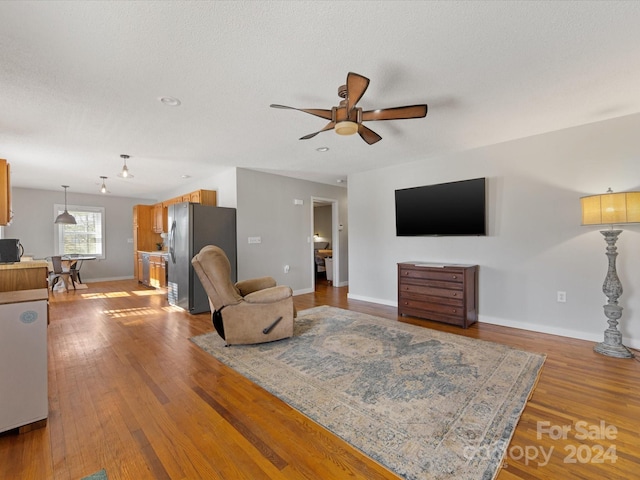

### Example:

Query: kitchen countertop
xmin=0 ymin=288 xmax=49 ymax=305
xmin=0 ymin=260 xmax=49 ymax=271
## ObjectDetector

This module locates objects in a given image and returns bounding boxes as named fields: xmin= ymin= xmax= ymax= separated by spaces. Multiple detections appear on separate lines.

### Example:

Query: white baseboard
xmin=347 ymin=293 xmax=397 ymax=307
xmin=479 ymin=314 xmax=640 ymax=350
xmin=293 ymin=287 xmax=314 ymax=296
xmin=82 ymin=275 xmax=135 ymax=283
xmin=343 ymin=294 xmax=640 ymax=351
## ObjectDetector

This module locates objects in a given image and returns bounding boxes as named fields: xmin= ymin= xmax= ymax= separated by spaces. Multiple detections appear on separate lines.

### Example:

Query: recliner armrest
xmin=235 ymin=276 xmax=277 ymax=296
xmin=243 ymin=285 xmax=292 ymax=304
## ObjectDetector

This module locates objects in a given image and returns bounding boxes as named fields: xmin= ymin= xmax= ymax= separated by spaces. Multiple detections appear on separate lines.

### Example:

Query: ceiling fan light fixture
xmin=335 ymin=121 xmax=358 ymax=136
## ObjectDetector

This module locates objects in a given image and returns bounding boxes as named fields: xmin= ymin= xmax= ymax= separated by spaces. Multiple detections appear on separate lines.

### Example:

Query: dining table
xmin=60 ymin=255 xmax=96 ymax=285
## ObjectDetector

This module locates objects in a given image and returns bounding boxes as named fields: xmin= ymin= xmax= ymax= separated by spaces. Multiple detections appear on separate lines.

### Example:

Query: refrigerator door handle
xmin=169 ymin=220 xmax=176 ymax=264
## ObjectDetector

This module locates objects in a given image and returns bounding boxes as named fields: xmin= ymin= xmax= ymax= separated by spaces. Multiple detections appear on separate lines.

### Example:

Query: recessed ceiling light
xmin=336 ymin=179 xmax=346 ymax=184
xmin=316 ymin=147 xmax=329 ymax=152
xmin=181 ymin=174 xmax=191 ymax=179
xmin=160 ymin=96 xmax=181 ymax=106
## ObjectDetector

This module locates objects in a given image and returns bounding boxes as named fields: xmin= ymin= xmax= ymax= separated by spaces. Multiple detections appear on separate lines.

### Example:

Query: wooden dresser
xmin=397 ymin=262 xmax=478 ymax=328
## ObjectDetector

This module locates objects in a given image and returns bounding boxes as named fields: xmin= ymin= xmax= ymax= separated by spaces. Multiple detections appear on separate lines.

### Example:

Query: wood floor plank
xmin=0 ymin=279 xmax=638 ymax=479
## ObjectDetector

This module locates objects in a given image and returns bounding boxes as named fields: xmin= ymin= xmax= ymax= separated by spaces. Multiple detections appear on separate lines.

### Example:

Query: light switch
xmin=248 ymin=236 xmax=262 ymax=244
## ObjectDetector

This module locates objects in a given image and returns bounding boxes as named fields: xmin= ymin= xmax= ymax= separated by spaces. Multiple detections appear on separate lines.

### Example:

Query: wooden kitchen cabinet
xmin=149 ymin=253 xmax=167 ymax=288
xmin=193 ymin=189 xmax=216 ymax=205
xmin=133 ymin=205 xmax=162 ymax=279
xmin=162 ymin=190 xmax=216 ymax=207
xmin=152 ymin=203 xmax=167 ymax=233
xmin=398 ymin=262 xmax=478 ymax=328
xmin=0 ymin=159 xmax=11 ymax=226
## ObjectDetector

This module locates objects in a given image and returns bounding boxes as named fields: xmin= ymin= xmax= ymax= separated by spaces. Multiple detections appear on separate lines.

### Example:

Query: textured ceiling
xmin=1 ymin=1 xmax=639 ymax=199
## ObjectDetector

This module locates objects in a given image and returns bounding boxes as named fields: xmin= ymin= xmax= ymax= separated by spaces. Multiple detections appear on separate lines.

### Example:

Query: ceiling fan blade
xmin=358 ymin=124 xmax=382 ymax=145
xmin=270 ymin=104 xmax=333 ymax=120
xmin=346 ymin=72 xmax=370 ymax=113
xmin=300 ymin=122 xmax=336 ymax=140
xmin=362 ymin=104 xmax=428 ymax=121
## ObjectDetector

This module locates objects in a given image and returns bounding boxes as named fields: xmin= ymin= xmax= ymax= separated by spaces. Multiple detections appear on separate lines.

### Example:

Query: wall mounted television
xmin=395 ymin=177 xmax=486 ymax=236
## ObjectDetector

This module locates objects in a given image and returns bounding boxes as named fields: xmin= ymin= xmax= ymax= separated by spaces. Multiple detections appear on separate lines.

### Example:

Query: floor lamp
xmin=581 ymin=188 xmax=639 ymax=358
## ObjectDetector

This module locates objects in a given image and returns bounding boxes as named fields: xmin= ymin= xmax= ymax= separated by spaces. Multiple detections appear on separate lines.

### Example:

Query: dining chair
xmin=48 ymin=256 xmax=75 ymax=292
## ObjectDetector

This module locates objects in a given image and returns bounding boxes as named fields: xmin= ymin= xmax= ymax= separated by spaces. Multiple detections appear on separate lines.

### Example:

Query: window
xmin=54 ymin=204 xmax=106 ymax=259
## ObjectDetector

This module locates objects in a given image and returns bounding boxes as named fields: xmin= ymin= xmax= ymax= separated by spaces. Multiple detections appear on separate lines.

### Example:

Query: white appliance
xmin=0 ymin=295 xmax=48 ymax=433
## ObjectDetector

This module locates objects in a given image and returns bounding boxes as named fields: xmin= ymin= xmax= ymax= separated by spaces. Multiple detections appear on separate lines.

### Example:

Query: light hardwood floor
xmin=1 ymin=279 xmax=638 ymax=479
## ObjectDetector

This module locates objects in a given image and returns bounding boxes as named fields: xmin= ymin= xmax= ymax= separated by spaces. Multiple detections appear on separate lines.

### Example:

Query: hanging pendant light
xmin=54 ymin=185 xmax=77 ymax=224
xmin=99 ymin=176 xmax=108 ymax=194
xmin=118 ymin=154 xmax=134 ymax=178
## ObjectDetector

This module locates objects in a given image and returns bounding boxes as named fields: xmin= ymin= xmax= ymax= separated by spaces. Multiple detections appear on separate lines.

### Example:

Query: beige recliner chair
xmin=191 ymin=245 xmax=295 ymax=346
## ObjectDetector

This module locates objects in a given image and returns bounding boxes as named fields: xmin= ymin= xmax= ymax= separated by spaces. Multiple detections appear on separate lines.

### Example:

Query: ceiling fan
xmin=270 ymin=72 xmax=428 ymax=145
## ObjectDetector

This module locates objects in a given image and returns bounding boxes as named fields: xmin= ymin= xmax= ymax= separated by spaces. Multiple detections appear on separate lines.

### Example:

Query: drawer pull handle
xmin=452 ymin=275 xmax=457 ymax=279
xmin=404 ymin=302 xmax=409 ymax=305
xmin=452 ymin=309 xmax=457 ymax=313
xmin=452 ymin=293 xmax=457 ymax=296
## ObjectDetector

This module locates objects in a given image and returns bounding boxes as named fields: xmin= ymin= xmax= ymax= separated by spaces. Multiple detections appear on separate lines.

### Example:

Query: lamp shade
xmin=54 ymin=185 xmax=77 ymax=225
xmin=55 ymin=210 xmax=77 ymax=225
xmin=581 ymin=191 xmax=640 ymax=225
xmin=335 ymin=121 xmax=358 ymax=136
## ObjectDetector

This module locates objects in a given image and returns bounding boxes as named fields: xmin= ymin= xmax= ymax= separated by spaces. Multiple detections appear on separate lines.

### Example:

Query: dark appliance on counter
xmin=0 ymin=239 xmax=24 ymax=263
xmin=167 ymin=202 xmax=236 ymax=314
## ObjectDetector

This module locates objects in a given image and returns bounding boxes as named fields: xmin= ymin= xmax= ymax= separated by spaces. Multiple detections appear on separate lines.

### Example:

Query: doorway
xmin=311 ymin=197 xmax=338 ymax=290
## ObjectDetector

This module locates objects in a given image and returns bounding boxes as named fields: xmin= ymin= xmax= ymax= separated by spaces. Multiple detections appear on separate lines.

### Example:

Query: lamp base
xmin=593 ymin=230 xmax=635 ymax=359
xmin=594 ymin=329 xmax=634 ymax=358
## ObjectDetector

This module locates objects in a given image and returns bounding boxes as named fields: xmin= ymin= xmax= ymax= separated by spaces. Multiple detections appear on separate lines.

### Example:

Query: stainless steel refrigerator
xmin=167 ymin=202 xmax=236 ymax=314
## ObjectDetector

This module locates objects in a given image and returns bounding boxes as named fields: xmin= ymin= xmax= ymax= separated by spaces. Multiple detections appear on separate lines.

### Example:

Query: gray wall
xmin=3 ymin=188 xmax=155 ymax=281
xmin=1 ymin=168 xmax=347 ymax=292
xmin=159 ymin=166 xmax=347 ymax=291
xmin=236 ymin=168 xmax=348 ymax=293
xmin=348 ymin=113 xmax=640 ymax=349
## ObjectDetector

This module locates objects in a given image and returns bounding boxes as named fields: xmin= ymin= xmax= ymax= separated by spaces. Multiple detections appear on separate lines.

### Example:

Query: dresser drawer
xmin=398 ymin=280 xmax=463 ymax=294
xmin=398 ymin=305 xmax=467 ymax=327
xmin=399 ymin=293 xmax=463 ymax=311
xmin=399 ymin=267 xmax=465 ymax=283
xmin=399 ymin=297 xmax=464 ymax=317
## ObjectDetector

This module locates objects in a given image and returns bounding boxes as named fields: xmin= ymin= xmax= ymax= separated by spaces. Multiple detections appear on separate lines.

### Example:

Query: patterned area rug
xmin=81 ymin=469 xmax=107 ymax=480
xmin=191 ymin=306 xmax=545 ymax=480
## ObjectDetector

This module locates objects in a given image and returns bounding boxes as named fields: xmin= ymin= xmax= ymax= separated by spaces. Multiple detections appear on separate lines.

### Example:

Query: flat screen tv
xmin=395 ymin=177 xmax=486 ymax=236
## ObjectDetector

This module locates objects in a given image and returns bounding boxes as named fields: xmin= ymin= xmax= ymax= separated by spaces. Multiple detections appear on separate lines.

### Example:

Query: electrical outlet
xmin=284 ymin=265 xmax=290 ymax=273
xmin=557 ymin=291 xmax=566 ymax=303
xmin=248 ymin=236 xmax=261 ymax=244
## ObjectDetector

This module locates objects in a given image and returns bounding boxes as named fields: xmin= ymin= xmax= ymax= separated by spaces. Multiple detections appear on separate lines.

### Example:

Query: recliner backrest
xmin=192 ymin=245 xmax=243 ymax=310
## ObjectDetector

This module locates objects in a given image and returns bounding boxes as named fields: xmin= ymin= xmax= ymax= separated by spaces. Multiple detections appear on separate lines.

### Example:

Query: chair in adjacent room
xmin=48 ymin=256 xmax=75 ymax=292
xmin=191 ymin=245 xmax=295 ymax=346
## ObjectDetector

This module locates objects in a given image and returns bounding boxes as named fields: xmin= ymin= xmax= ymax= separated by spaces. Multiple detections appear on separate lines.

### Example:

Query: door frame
xmin=310 ymin=196 xmax=339 ymax=289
